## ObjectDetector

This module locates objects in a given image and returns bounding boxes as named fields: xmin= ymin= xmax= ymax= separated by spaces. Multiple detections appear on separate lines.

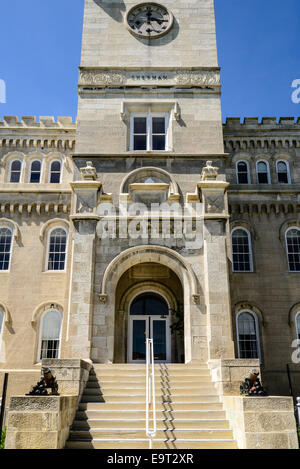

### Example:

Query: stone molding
xmin=79 ymin=68 xmax=221 ymax=89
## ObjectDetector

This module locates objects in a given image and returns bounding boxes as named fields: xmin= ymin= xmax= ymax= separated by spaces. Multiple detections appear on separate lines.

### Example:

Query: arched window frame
xmin=0 ymin=309 xmax=4 ymax=344
xmin=296 ymin=312 xmax=300 ymax=340
xmin=8 ymin=159 xmax=23 ymax=183
xmin=231 ymin=227 xmax=254 ymax=273
xmin=276 ymin=160 xmax=291 ymax=184
xmin=285 ymin=227 xmax=300 ymax=273
xmin=0 ymin=226 xmax=13 ymax=272
xmin=37 ymin=309 xmax=62 ymax=362
xmin=29 ymin=159 xmax=42 ymax=184
xmin=236 ymin=310 xmax=261 ymax=361
xmin=236 ymin=160 xmax=250 ymax=184
xmin=45 ymin=227 xmax=68 ymax=272
xmin=256 ymin=160 xmax=271 ymax=184
xmin=48 ymin=159 xmax=62 ymax=184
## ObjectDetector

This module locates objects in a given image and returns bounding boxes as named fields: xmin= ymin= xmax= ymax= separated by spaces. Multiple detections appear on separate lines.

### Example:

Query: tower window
xmin=237 ymin=311 xmax=260 ymax=359
xmin=257 ymin=161 xmax=270 ymax=184
xmin=286 ymin=228 xmax=300 ymax=272
xmin=296 ymin=312 xmax=300 ymax=340
xmin=10 ymin=160 xmax=22 ymax=183
xmin=131 ymin=113 xmax=168 ymax=151
xmin=47 ymin=228 xmax=67 ymax=271
xmin=231 ymin=228 xmax=253 ymax=272
xmin=39 ymin=310 xmax=62 ymax=360
xmin=0 ymin=227 xmax=13 ymax=271
xmin=236 ymin=161 xmax=249 ymax=184
xmin=49 ymin=161 xmax=61 ymax=184
xmin=30 ymin=160 xmax=41 ymax=183
xmin=276 ymin=161 xmax=290 ymax=184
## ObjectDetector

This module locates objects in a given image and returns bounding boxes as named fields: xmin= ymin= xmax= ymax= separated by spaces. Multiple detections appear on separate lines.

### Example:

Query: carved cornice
xmin=79 ymin=68 xmax=221 ymax=89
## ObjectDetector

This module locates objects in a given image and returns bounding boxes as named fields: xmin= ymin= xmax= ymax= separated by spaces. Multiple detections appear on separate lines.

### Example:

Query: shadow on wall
xmin=94 ymin=0 xmax=126 ymax=23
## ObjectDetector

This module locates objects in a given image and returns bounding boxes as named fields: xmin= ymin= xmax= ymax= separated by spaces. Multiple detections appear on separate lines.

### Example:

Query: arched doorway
xmin=128 ymin=292 xmax=171 ymax=363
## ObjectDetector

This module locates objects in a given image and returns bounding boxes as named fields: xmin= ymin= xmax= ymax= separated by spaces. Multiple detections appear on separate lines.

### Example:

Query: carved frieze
xmin=79 ymin=69 xmax=220 ymax=88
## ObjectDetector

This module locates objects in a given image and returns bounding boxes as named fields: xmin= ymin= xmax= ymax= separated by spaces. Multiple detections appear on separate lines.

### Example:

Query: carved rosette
xmin=79 ymin=70 xmax=126 ymax=87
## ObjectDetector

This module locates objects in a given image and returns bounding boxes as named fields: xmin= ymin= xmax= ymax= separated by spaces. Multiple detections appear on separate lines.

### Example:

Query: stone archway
xmin=98 ymin=245 xmax=202 ymax=364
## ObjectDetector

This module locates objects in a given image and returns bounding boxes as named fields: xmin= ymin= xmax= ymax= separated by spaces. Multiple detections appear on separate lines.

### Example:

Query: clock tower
xmin=70 ymin=0 xmax=235 ymax=364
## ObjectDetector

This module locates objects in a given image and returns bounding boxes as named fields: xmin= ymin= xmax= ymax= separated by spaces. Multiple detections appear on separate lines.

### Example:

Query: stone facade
xmin=0 ymin=0 xmax=299 ymax=409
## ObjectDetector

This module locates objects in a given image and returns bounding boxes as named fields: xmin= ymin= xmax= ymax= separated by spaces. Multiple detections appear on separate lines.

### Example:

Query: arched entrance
xmin=128 ymin=292 xmax=171 ymax=363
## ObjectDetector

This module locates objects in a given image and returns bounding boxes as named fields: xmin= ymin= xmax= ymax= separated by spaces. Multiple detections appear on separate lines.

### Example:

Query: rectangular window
xmin=131 ymin=113 xmax=168 ymax=151
xmin=40 ymin=340 xmax=60 ymax=359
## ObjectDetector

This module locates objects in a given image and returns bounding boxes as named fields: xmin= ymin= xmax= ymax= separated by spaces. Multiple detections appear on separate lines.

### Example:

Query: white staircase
xmin=65 ymin=364 xmax=237 ymax=449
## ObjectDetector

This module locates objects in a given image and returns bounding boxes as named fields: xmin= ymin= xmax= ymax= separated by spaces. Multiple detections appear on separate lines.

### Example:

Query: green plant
xmin=0 ymin=427 xmax=6 ymax=450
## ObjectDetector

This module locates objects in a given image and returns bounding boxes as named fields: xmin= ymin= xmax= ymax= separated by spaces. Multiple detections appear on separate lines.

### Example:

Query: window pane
xmin=152 ymin=117 xmax=165 ymax=134
xmin=238 ymin=313 xmax=259 ymax=359
xmin=286 ymin=229 xmax=300 ymax=272
xmin=10 ymin=161 xmax=21 ymax=183
xmin=30 ymin=161 xmax=41 ymax=183
xmin=232 ymin=229 xmax=252 ymax=272
xmin=277 ymin=163 xmax=288 ymax=183
xmin=48 ymin=229 xmax=67 ymax=271
xmin=237 ymin=162 xmax=249 ymax=184
xmin=278 ymin=172 xmax=288 ymax=184
xmin=152 ymin=135 xmax=166 ymax=151
xmin=134 ymin=117 xmax=147 ymax=134
xmin=258 ymin=172 xmax=268 ymax=184
xmin=297 ymin=314 xmax=300 ymax=340
xmin=0 ymin=228 xmax=12 ymax=271
xmin=0 ymin=312 xmax=3 ymax=335
xmin=130 ymin=294 xmax=169 ymax=316
xmin=50 ymin=161 xmax=61 ymax=183
xmin=134 ymin=135 xmax=147 ymax=150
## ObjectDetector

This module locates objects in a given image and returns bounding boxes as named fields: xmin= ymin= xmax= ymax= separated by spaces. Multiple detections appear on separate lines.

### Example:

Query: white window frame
xmin=285 ymin=227 xmax=300 ymax=273
xmin=236 ymin=310 xmax=261 ymax=361
xmin=130 ymin=112 xmax=169 ymax=151
xmin=0 ymin=227 xmax=13 ymax=272
xmin=231 ymin=227 xmax=254 ymax=273
xmin=45 ymin=227 xmax=68 ymax=272
xmin=37 ymin=309 xmax=62 ymax=362
xmin=29 ymin=159 xmax=42 ymax=183
xmin=236 ymin=160 xmax=250 ymax=184
xmin=8 ymin=159 xmax=23 ymax=183
xmin=296 ymin=311 xmax=300 ymax=340
xmin=276 ymin=160 xmax=291 ymax=184
xmin=256 ymin=160 xmax=271 ymax=184
xmin=48 ymin=159 xmax=62 ymax=184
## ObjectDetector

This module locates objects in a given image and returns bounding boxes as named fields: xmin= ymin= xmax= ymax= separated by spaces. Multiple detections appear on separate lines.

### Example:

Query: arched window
xmin=0 ymin=227 xmax=13 ymax=271
xmin=9 ymin=160 xmax=22 ymax=183
xmin=257 ymin=161 xmax=270 ymax=184
xmin=231 ymin=228 xmax=253 ymax=272
xmin=0 ymin=310 xmax=3 ymax=338
xmin=30 ymin=160 xmax=41 ymax=183
xmin=39 ymin=310 xmax=62 ymax=360
xmin=286 ymin=228 xmax=300 ymax=272
xmin=47 ymin=228 xmax=67 ymax=271
xmin=237 ymin=311 xmax=260 ymax=359
xmin=49 ymin=161 xmax=61 ymax=184
xmin=236 ymin=161 xmax=249 ymax=184
xmin=276 ymin=161 xmax=290 ymax=184
xmin=296 ymin=312 xmax=300 ymax=340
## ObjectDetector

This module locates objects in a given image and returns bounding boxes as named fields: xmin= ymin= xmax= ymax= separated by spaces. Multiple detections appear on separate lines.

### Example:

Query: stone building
xmin=1 ymin=0 xmax=299 ymax=450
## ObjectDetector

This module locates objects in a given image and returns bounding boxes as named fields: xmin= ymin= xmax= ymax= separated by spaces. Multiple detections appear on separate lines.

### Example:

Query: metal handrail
xmin=146 ymin=339 xmax=157 ymax=449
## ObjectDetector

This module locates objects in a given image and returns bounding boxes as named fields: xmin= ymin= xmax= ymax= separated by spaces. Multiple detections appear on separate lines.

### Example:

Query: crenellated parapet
xmin=0 ymin=116 xmax=76 ymax=150
xmin=223 ymin=117 xmax=300 ymax=151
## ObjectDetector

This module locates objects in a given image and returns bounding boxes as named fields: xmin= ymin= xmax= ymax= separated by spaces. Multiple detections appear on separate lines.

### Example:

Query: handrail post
xmin=146 ymin=339 xmax=156 ymax=450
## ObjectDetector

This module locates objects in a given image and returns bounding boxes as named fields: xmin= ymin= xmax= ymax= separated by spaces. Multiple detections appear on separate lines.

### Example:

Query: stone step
xmin=65 ymin=439 xmax=238 ymax=450
xmin=92 ymin=364 xmax=208 ymax=371
xmin=78 ymin=402 xmax=224 ymax=411
xmin=84 ymin=386 xmax=218 ymax=395
xmin=88 ymin=376 xmax=212 ymax=384
xmin=75 ymin=409 xmax=227 ymax=420
xmin=90 ymin=371 xmax=211 ymax=378
xmin=80 ymin=394 xmax=220 ymax=403
xmin=69 ymin=429 xmax=234 ymax=441
xmin=72 ymin=419 xmax=230 ymax=430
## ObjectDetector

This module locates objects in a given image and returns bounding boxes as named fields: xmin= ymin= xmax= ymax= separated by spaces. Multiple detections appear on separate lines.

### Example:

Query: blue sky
xmin=0 ymin=0 xmax=299 ymax=122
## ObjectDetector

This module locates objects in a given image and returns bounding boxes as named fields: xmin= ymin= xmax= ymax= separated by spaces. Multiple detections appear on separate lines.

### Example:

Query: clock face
xmin=126 ymin=3 xmax=173 ymax=39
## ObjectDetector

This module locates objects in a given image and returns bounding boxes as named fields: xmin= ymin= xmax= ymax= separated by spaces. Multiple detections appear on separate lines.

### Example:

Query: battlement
xmin=0 ymin=116 xmax=76 ymax=129
xmin=224 ymin=117 xmax=300 ymax=129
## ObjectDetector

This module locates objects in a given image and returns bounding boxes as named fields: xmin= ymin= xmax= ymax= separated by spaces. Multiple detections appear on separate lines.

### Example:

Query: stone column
xmin=198 ymin=162 xmax=235 ymax=360
xmin=67 ymin=162 xmax=101 ymax=359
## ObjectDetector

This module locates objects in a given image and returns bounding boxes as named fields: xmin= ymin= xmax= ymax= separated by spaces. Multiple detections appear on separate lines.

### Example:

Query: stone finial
xmin=80 ymin=161 xmax=97 ymax=181
xmin=201 ymin=161 xmax=219 ymax=181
